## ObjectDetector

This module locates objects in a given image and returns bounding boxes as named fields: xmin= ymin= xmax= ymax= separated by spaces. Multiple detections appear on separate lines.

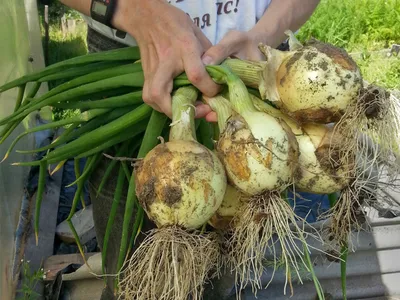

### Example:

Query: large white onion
xmin=272 ymin=41 xmax=362 ymax=123
xmin=136 ymin=140 xmax=227 ymax=228
xmin=217 ymin=110 xmax=298 ymax=195
xmin=201 ymin=72 xmax=299 ymax=196
xmin=252 ymin=95 xmax=351 ymax=194
xmin=224 ymin=31 xmax=364 ymax=124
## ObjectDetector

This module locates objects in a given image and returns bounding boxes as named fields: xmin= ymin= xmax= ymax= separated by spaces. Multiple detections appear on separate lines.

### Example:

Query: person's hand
xmin=112 ymin=0 xmax=221 ymax=118
xmin=198 ymin=30 xmax=266 ymax=122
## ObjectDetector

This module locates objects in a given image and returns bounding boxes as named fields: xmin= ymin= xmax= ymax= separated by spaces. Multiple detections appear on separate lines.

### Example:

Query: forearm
xmin=250 ymin=0 xmax=320 ymax=48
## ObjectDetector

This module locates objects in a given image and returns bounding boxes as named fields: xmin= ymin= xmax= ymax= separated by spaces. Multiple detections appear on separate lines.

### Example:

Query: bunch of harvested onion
xmin=1 ymin=30 xmax=399 ymax=300
xmin=223 ymin=31 xmax=400 ymax=254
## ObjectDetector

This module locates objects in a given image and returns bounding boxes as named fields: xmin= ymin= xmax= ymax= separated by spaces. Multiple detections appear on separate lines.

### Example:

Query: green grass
xmin=38 ymin=2 xmax=88 ymax=74
xmin=355 ymin=54 xmax=400 ymax=89
xmin=46 ymin=23 xmax=88 ymax=67
xmin=297 ymin=0 xmax=400 ymax=90
xmin=297 ymin=0 xmax=400 ymax=51
xmin=37 ymin=2 xmax=88 ymax=120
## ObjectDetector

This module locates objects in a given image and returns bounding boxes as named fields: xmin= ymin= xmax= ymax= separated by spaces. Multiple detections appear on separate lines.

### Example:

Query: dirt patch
xmin=284 ymin=50 xmax=304 ymax=74
xmin=359 ymin=85 xmax=390 ymax=119
xmin=137 ymin=176 xmax=156 ymax=210
xmin=307 ymin=40 xmax=358 ymax=72
xmin=223 ymin=147 xmax=251 ymax=181
xmin=162 ymin=185 xmax=183 ymax=206
xmin=209 ymin=213 xmax=233 ymax=231
xmin=318 ymin=59 xmax=329 ymax=71
xmin=290 ymin=107 xmax=343 ymax=124
xmin=218 ymin=117 xmax=252 ymax=182
xmin=304 ymin=51 xmax=318 ymax=62
xmin=315 ymin=144 xmax=340 ymax=174
xmin=280 ymin=50 xmax=304 ymax=86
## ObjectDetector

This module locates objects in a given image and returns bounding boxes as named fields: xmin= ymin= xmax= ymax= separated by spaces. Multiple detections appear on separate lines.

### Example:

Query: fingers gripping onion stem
xmin=224 ymin=31 xmax=363 ymax=124
xmin=119 ymin=86 xmax=227 ymax=300
xmin=252 ymin=96 xmax=351 ymax=194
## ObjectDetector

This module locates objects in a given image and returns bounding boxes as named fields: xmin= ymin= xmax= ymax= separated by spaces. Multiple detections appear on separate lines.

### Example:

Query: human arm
xmin=200 ymin=0 xmax=321 ymax=121
xmin=58 ymin=0 xmax=220 ymax=118
xmin=250 ymin=0 xmax=321 ymax=50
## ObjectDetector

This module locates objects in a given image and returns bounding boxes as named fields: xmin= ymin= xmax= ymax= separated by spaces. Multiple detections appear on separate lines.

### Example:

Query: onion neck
xmin=169 ymin=86 xmax=198 ymax=142
xmin=251 ymin=94 xmax=303 ymax=135
xmin=257 ymin=45 xmax=292 ymax=102
xmin=203 ymin=95 xmax=233 ymax=133
xmin=206 ymin=65 xmax=258 ymax=116
xmin=222 ymin=58 xmax=266 ymax=89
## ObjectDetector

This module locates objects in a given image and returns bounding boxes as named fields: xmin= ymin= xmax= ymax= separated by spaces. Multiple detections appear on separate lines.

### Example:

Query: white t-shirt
xmin=83 ymin=0 xmax=272 ymax=46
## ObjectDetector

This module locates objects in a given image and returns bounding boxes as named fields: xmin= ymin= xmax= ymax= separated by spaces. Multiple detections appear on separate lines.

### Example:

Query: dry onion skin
xmin=118 ymin=86 xmax=227 ymax=300
xmin=203 ymin=71 xmax=321 ymax=296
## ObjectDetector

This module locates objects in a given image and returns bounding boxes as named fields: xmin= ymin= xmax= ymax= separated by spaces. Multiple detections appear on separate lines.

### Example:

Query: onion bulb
xmin=252 ymin=95 xmax=352 ymax=194
xmin=208 ymin=183 xmax=248 ymax=231
xmin=224 ymin=31 xmax=363 ymax=124
xmin=119 ymin=86 xmax=227 ymax=300
xmin=206 ymin=65 xmax=299 ymax=196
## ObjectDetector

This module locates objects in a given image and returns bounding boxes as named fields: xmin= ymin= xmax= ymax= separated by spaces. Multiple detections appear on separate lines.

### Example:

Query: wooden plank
xmin=43 ymin=253 xmax=98 ymax=281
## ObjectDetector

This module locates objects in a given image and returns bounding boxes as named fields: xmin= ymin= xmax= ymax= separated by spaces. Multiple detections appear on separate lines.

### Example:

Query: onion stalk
xmin=203 ymin=83 xmax=320 ymax=295
xmin=118 ymin=86 xmax=227 ymax=300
